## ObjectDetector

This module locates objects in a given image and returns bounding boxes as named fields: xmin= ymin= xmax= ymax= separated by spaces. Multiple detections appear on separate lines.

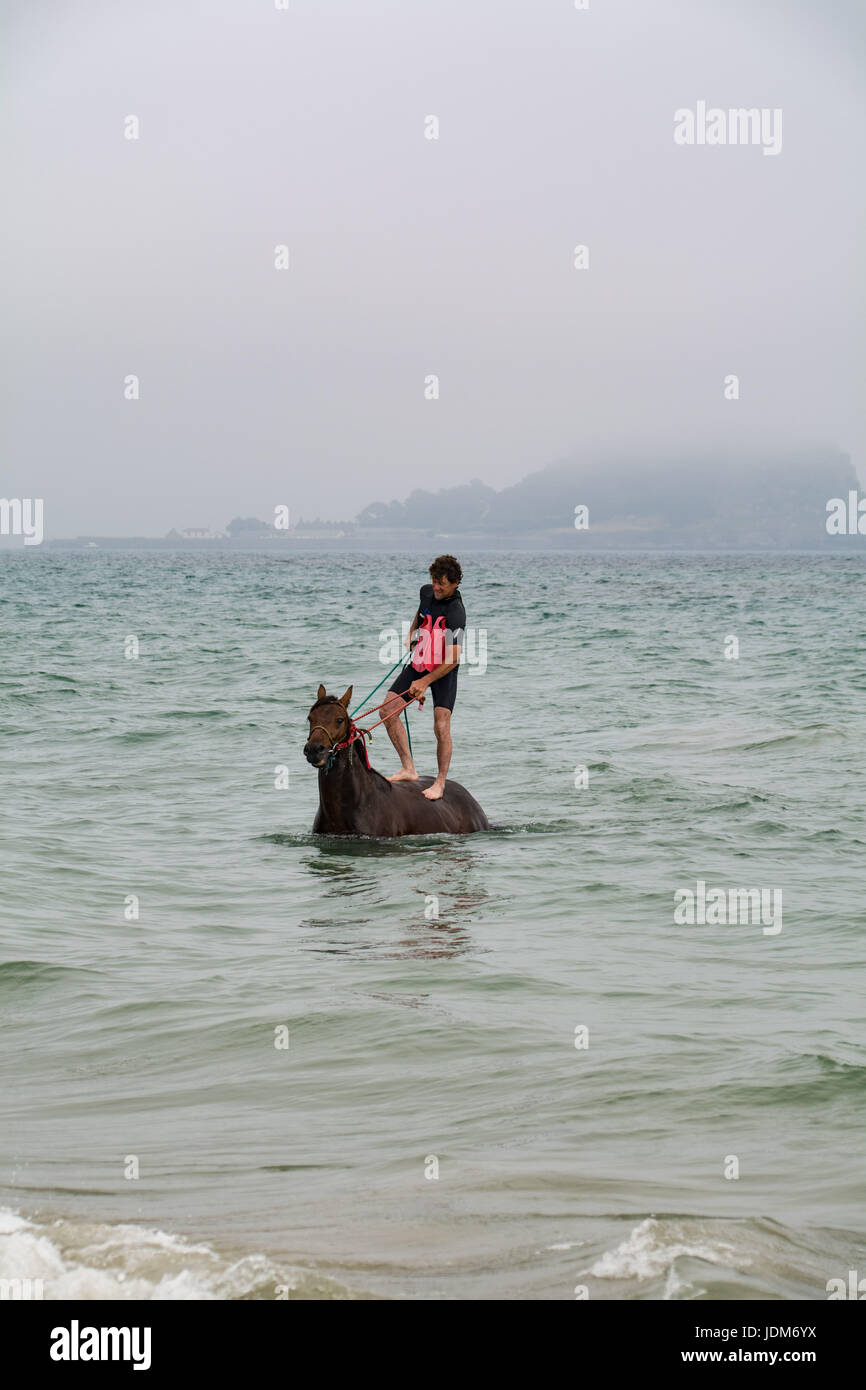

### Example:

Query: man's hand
xmin=408 ymin=679 xmax=428 ymax=703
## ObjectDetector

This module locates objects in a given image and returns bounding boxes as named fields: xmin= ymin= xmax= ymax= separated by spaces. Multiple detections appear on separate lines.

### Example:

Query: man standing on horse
xmin=382 ymin=555 xmax=465 ymax=801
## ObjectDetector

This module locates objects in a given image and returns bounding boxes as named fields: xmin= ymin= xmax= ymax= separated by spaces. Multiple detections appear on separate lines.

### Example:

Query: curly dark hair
xmin=429 ymin=554 xmax=462 ymax=584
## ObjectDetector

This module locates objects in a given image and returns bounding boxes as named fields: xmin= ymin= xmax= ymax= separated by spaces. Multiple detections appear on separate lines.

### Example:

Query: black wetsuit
xmin=389 ymin=583 xmax=466 ymax=711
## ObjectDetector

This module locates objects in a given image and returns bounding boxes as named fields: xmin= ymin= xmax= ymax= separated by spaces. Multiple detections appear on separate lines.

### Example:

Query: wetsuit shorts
xmin=389 ymin=659 xmax=458 ymax=712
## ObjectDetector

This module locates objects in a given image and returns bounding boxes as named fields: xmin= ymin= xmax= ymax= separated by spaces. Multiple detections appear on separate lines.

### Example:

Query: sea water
xmin=1 ymin=549 xmax=864 ymax=1299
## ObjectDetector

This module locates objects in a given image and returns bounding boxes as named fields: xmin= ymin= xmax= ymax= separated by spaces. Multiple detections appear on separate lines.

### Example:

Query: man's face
xmin=431 ymin=573 xmax=458 ymax=600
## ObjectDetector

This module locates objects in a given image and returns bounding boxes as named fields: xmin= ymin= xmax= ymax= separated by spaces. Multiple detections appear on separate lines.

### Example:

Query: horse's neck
xmin=317 ymin=745 xmax=382 ymax=828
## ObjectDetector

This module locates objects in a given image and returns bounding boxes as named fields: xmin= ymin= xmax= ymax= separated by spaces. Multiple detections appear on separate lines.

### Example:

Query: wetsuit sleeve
xmin=446 ymin=596 xmax=466 ymax=649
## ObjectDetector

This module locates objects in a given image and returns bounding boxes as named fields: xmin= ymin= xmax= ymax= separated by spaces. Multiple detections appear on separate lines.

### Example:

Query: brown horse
xmin=304 ymin=685 xmax=489 ymax=837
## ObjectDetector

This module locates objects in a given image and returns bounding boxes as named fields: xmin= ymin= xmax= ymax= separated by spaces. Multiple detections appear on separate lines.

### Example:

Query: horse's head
xmin=304 ymin=684 xmax=353 ymax=767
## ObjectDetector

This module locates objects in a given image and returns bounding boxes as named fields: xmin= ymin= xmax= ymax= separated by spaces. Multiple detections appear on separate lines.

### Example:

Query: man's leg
xmin=422 ymin=707 xmax=452 ymax=800
xmin=383 ymin=692 xmax=418 ymax=781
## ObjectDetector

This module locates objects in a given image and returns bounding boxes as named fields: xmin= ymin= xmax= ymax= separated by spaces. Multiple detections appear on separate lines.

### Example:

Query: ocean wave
xmin=0 ymin=1208 xmax=374 ymax=1301
xmin=163 ymin=709 xmax=231 ymax=719
xmin=707 ymin=1052 xmax=866 ymax=1106
xmin=586 ymin=1217 xmax=740 ymax=1287
xmin=0 ymin=960 xmax=100 ymax=987
xmin=485 ymin=820 xmax=575 ymax=835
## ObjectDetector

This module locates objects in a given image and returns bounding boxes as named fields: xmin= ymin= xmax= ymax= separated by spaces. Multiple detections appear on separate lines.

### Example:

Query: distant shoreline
xmin=3 ymin=539 xmax=864 ymax=555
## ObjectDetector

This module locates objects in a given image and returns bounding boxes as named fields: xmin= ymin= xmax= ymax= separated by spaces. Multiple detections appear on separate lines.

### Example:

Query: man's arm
xmin=405 ymin=608 xmax=420 ymax=649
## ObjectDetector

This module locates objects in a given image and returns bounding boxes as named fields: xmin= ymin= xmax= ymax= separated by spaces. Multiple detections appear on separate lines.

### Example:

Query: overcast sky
xmin=3 ymin=0 xmax=864 ymax=536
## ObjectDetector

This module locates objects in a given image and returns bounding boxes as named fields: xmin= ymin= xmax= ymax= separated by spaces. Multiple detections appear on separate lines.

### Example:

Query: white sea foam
xmin=587 ymin=1217 xmax=742 ymax=1284
xmin=0 ymin=1207 xmax=359 ymax=1301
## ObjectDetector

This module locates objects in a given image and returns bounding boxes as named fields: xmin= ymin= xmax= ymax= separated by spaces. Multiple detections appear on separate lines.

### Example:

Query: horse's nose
xmin=304 ymin=740 xmax=323 ymax=763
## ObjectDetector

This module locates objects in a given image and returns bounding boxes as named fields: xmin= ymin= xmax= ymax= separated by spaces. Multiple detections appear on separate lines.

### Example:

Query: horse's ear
xmin=317 ymin=684 xmax=326 ymax=700
xmin=339 ymin=686 xmax=353 ymax=709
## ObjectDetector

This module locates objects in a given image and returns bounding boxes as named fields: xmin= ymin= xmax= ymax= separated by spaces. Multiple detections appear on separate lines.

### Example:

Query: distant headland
xmin=36 ymin=444 xmax=866 ymax=551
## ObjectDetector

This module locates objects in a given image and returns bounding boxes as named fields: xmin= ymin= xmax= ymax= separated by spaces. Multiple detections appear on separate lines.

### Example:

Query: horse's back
xmin=398 ymin=776 xmax=489 ymax=833
xmin=311 ymin=769 xmax=489 ymax=838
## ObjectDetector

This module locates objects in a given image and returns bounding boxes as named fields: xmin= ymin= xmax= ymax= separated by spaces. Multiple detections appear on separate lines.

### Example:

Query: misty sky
xmin=3 ymin=0 xmax=864 ymax=536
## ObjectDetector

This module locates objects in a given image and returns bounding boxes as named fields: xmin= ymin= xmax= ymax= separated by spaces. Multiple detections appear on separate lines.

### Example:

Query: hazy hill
xmin=356 ymin=446 xmax=857 ymax=546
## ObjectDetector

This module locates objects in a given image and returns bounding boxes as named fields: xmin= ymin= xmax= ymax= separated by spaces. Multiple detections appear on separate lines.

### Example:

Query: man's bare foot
xmin=422 ymin=781 xmax=445 ymax=800
xmin=388 ymin=768 xmax=418 ymax=782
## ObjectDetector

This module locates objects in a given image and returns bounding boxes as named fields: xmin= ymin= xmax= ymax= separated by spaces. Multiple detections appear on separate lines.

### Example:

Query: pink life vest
xmin=411 ymin=613 xmax=448 ymax=672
